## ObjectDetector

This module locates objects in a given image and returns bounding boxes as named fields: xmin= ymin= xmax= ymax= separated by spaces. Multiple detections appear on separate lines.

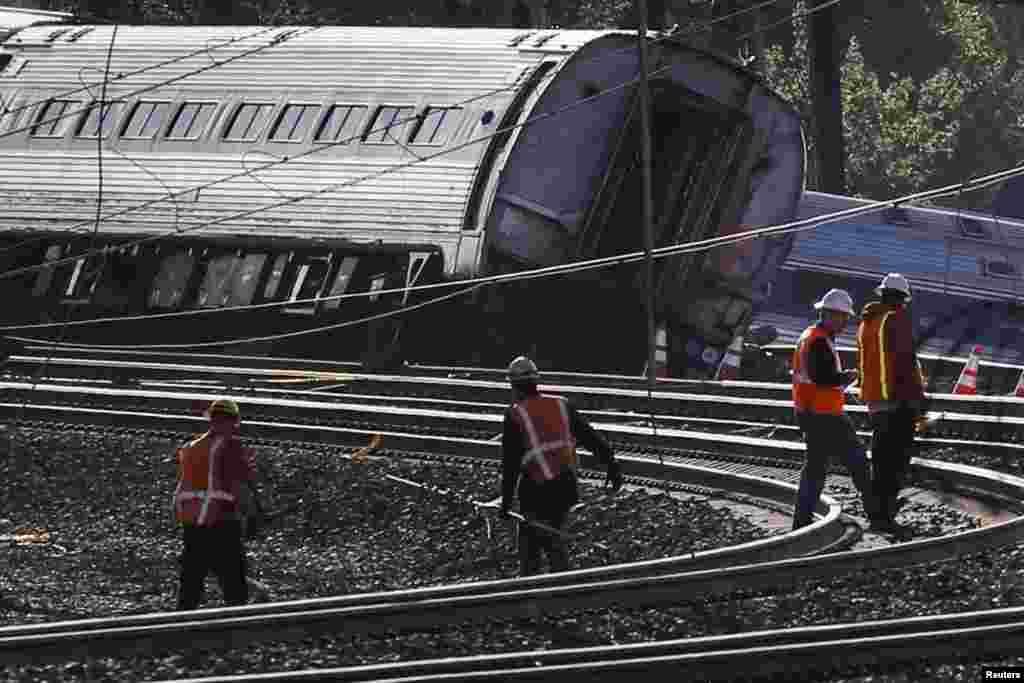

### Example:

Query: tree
xmin=763 ymin=0 xmax=1024 ymax=204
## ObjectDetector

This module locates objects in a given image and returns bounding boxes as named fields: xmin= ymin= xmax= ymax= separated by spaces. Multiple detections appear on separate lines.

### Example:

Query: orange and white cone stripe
xmin=953 ymin=345 xmax=983 ymax=395
xmin=715 ymin=335 xmax=744 ymax=381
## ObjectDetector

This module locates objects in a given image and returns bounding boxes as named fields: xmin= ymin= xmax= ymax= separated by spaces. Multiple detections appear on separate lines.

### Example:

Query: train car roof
xmin=0 ymin=25 xmax=644 ymax=93
xmin=0 ymin=5 xmax=72 ymax=42
xmin=0 ymin=24 xmax=789 ymax=98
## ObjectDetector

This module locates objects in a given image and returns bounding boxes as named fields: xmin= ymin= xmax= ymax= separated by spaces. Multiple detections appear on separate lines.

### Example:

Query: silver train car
xmin=0 ymin=17 xmax=805 ymax=374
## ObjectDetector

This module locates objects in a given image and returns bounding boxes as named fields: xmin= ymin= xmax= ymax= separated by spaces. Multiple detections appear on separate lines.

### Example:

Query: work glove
xmin=605 ymin=459 xmax=624 ymax=493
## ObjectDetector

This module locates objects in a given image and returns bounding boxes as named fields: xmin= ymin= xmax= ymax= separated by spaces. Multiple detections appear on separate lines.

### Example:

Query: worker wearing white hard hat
xmin=857 ymin=273 xmax=926 ymax=532
xmin=790 ymin=289 xmax=875 ymax=530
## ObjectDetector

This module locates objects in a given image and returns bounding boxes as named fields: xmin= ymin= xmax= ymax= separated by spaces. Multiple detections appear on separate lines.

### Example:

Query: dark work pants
xmin=178 ymin=521 xmax=248 ymax=610
xmin=794 ymin=412 xmax=873 ymax=530
xmin=869 ymin=407 xmax=918 ymax=522
xmin=518 ymin=507 xmax=570 ymax=577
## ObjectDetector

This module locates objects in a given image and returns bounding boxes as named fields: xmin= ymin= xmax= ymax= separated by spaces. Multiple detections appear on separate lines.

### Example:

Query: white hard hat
xmin=875 ymin=272 xmax=912 ymax=300
xmin=507 ymin=356 xmax=540 ymax=383
xmin=813 ymin=288 xmax=855 ymax=316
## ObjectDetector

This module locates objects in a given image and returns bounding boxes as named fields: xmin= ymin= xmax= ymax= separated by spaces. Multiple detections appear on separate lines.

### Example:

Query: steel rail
xmin=4 ymin=366 xmax=1019 ymax=456
xmin=2 ymin=397 xmax=1024 ymax=666
xmin=7 ymin=354 xmax=1024 ymax=426
xmin=153 ymin=608 xmax=1024 ymax=682
xmin=15 ymin=334 xmax=1023 ymax=379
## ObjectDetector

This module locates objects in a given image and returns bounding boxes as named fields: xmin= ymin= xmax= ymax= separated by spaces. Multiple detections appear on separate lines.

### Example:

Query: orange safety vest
xmin=174 ymin=432 xmax=240 ymax=527
xmin=792 ymin=324 xmax=845 ymax=416
xmin=857 ymin=305 xmax=926 ymax=402
xmin=511 ymin=395 xmax=577 ymax=483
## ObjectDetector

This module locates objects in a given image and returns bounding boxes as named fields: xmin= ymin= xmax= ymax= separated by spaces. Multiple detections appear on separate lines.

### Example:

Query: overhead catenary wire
xmin=9 ymin=24 xmax=119 ymax=466
xmin=0 ymin=0 xmax=847 ymax=290
xmin=0 ymin=0 xmax=801 ymax=261
xmin=4 ymin=158 xmax=1024 ymax=338
xmin=7 ymin=160 xmax=1024 ymax=350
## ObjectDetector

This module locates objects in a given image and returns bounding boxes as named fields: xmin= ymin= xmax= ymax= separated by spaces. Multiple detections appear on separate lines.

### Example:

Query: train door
xmin=359 ymin=250 xmax=438 ymax=370
xmin=91 ymin=244 xmax=153 ymax=314
xmin=575 ymin=80 xmax=760 ymax=376
xmin=148 ymin=246 xmax=197 ymax=311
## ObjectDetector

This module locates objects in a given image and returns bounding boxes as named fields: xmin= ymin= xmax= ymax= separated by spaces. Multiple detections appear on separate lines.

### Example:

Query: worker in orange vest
xmin=856 ymin=273 xmax=926 ymax=531
xmin=500 ymin=356 xmax=623 ymax=576
xmin=791 ymin=289 xmax=875 ymax=530
xmin=173 ymin=398 xmax=256 ymax=610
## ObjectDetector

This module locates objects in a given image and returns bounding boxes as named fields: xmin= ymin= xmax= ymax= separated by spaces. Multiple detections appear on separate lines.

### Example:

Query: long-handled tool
xmin=383 ymin=473 xmax=611 ymax=551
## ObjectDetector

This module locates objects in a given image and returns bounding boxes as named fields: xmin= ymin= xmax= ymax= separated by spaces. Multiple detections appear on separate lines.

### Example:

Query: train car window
xmin=148 ymin=251 xmax=195 ymax=309
xmin=76 ymin=101 xmax=124 ymax=139
xmin=31 ymin=99 xmax=80 ymax=137
xmin=121 ymin=101 xmax=170 ymax=139
xmin=363 ymin=106 xmax=415 ymax=144
xmin=322 ymin=256 xmax=359 ymax=310
xmin=288 ymin=255 xmax=327 ymax=299
xmin=223 ymin=103 xmax=275 ymax=142
xmin=269 ymin=104 xmax=320 ymax=142
xmin=986 ymin=259 xmax=1018 ymax=279
xmin=223 ymin=253 xmax=267 ymax=306
xmin=196 ymin=254 xmax=242 ymax=308
xmin=32 ymin=245 xmax=64 ymax=296
xmin=63 ymin=254 xmax=104 ymax=300
xmin=166 ymin=102 xmax=218 ymax=140
xmin=409 ymin=107 xmax=462 ymax=146
xmin=314 ymin=104 xmax=366 ymax=144
xmin=368 ymin=274 xmax=388 ymax=303
xmin=262 ymin=253 xmax=291 ymax=300
xmin=0 ymin=95 xmax=23 ymax=132
xmin=284 ymin=255 xmax=331 ymax=313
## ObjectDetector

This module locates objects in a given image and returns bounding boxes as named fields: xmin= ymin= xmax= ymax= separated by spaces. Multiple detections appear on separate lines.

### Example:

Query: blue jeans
xmin=793 ymin=412 xmax=873 ymax=530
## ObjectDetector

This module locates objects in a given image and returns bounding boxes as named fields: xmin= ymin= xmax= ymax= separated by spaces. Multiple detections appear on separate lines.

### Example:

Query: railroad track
xmin=6 ymin=352 xmax=1024 ymax=445
xmin=145 ymin=606 xmax=1024 ymax=682
xmin=2 ymin=384 xmax=1024 ymax=677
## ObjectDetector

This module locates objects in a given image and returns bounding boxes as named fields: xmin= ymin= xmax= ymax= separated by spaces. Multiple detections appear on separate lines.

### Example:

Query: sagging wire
xmin=0 ymin=0 xmax=808 ymax=264
xmin=240 ymin=150 xmax=292 ymax=200
xmin=7 ymin=282 xmax=483 ymax=350
xmin=5 ymin=154 xmax=1024 ymax=341
xmin=0 ymin=0 xmax=852 ymax=292
xmin=8 ymin=25 xmax=118 ymax=476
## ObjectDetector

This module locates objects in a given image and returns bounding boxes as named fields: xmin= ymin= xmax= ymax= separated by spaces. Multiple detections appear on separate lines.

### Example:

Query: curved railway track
xmin=7 ymin=351 xmax=1024 ymax=446
xmin=2 ymin=372 xmax=1024 ymax=680
xmin=147 ymin=606 xmax=1024 ymax=682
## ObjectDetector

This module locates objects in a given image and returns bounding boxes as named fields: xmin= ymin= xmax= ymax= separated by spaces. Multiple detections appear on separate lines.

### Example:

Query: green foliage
xmin=763 ymin=0 xmax=1024 ymax=204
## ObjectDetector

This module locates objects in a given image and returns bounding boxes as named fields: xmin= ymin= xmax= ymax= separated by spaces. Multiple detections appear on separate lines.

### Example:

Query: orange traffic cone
xmin=1012 ymin=367 xmax=1024 ymax=398
xmin=644 ymin=325 xmax=669 ymax=379
xmin=953 ymin=345 xmax=983 ymax=395
xmin=715 ymin=335 xmax=744 ymax=381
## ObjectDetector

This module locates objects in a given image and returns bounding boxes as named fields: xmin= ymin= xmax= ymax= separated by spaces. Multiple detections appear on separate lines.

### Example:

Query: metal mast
xmin=639 ymin=0 xmax=656 ymax=391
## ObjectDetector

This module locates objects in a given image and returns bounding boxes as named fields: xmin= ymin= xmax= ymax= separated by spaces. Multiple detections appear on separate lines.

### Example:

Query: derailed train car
xmin=0 ymin=18 xmax=804 ymax=375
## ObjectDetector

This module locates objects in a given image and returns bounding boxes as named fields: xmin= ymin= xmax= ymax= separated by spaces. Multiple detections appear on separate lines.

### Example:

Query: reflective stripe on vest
xmin=175 ymin=433 xmax=237 ymax=526
xmin=513 ymin=396 xmax=576 ymax=483
xmin=792 ymin=325 xmax=844 ymax=415
xmin=878 ymin=311 xmax=895 ymax=400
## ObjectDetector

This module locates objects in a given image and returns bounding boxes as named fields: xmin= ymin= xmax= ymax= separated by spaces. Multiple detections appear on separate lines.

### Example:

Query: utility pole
xmin=809 ymin=0 xmax=845 ymax=194
xmin=638 ymin=0 xmax=656 ymax=390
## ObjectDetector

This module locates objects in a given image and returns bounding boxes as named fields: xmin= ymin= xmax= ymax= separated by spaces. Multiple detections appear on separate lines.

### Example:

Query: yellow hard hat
xmin=206 ymin=398 xmax=240 ymax=419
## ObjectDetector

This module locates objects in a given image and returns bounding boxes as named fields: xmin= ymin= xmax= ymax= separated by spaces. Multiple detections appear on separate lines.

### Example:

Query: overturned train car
xmin=0 ymin=21 xmax=804 ymax=375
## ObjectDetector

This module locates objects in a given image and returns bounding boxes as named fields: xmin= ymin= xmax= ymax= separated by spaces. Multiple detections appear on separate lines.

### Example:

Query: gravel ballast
xmin=1 ymin=425 xmax=1020 ymax=682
